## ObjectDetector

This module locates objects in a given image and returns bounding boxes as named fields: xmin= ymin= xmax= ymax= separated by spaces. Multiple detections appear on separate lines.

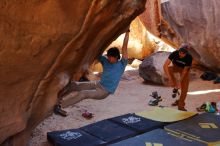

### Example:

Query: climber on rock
xmin=54 ymin=28 xmax=130 ymax=116
xmin=163 ymin=44 xmax=193 ymax=111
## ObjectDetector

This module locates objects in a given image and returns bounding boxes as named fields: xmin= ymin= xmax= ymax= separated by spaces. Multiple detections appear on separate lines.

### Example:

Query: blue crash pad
xmin=109 ymin=113 xmax=166 ymax=133
xmin=109 ymin=129 xmax=206 ymax=146
xmin=81 ymin=119 xmax=137 ymax=144
xmin=47 ymin=128 xmax=106 ymax=146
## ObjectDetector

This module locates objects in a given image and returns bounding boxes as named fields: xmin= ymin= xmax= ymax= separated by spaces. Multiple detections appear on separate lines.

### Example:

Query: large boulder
xmin=160 ymin=0 xmax=220 ymax=71
xmin=0 ymin=0 xmax=146 ymax=145
xmin=140 ymin=0 xmax=220 ymax=71
xmin=139 ymin=51 xmax=170 ymax=84
xmin=139 ymin=0 xmax=161 ymax=36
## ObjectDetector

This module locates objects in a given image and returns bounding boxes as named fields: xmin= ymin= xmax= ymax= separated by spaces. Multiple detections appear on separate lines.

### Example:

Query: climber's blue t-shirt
xmin=98 ymin=56 xmax=128 ymax=93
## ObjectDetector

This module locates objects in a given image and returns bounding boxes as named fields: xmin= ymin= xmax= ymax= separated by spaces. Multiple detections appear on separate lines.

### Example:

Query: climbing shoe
xmin=148 ymin=98 xmax=162 ymax=106
xmin=178 ymin=107 xmax=187 ymax=111
xmin=172 ymin=88 xmax=180 ymax=98
xmin=150 ymin=91 xmax=161 ymax=100
xmin=196 ymin=103 xmax=206 ymax=112
xmin=82 ymin=111 xmax=94 ymax=119
xmin=171 ymin=100 xmax=179 ymax=106
xmin=58 ymin=81 xmax=79 ymax=99
xmin=54 ymin=104 xmax=67 ymax=117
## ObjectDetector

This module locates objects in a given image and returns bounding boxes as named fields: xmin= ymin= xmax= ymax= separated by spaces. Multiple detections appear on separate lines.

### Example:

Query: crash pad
xmin=165 ymin=113 xmax=220 ymax=145
xmin=47 ymin=128 xmax=106 ymax=146
xmin=109 ymin=129 xmax=206 ymax=146
xmin=81 ymin=119 xmax=137 ymax=144
xmin=136 ymin=107 xmax=197 ymax=122
xmin=109 ymin=113 xmax=166 ymax=133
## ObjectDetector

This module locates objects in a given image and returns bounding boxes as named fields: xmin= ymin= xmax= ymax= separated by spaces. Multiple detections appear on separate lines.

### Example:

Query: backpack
xmin=200 ymin=71 xmax=218 ymax=81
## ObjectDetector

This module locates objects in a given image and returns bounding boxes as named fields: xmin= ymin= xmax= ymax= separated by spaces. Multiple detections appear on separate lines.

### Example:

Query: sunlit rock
xmin=109 ymin=18 xmax=155 ymax=60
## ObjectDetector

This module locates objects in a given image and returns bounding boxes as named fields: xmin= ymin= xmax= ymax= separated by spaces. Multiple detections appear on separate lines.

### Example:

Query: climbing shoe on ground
xmin=150 ymin=91 xmax=161 ymax=100
xmin=82 ymin=111 xmax=94 ymax=119
xmin=148 ymin=98 xmax=162 ymax=106
xmin=196 ymin=103 xmax=206 ymax=112
xmin=172 ymin=88 xmax=180 ymax=98
xmin=171 ymin=100 xmax=179 ymax=106
xmin=54 ymin=104 xmax=67 ymax=117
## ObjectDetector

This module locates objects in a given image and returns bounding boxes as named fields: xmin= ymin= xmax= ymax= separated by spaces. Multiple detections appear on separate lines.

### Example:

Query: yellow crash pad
xmin=136 ymin=107 xmax=197 ymax=122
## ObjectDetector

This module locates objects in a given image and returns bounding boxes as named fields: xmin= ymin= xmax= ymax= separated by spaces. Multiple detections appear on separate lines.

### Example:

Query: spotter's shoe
xmin=178 ymin=107 xmax=187 ymax=111
xmin=171 ymin=100 xmax=179 ymax=106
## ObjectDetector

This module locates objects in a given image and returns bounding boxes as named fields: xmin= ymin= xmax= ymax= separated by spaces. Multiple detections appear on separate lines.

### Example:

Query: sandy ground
xmin=29 ymin=68 xmax=220 ymax=146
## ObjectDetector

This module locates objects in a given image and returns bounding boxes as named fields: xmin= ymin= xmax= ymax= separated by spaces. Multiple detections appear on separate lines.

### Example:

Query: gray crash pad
xmin=165 ymin=113 xmax=220 ymax=143
xmin=109 ymin=129 xmax=206 ymax=146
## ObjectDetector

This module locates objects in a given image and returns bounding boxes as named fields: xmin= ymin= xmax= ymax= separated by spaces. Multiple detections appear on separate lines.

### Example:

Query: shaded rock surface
xmin=160 ymin=0 xmax=220 ymax=71
xmin=140 ymin=0 xmax=220 ymax=71
xmin=139 ymin=0 xmax=161 ymax=37
xmin=0 ymin=0 xmax=146 ymax=145
xmin=139 ymin=51 xmax=170 ymax=84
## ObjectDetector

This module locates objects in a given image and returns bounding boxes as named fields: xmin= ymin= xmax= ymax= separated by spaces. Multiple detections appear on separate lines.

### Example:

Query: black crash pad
xmin=47 ymin=129 xmax=106 ymax=146
xmin=165 ymin=113 xmax=220 ymax=142
xmin=81 ymin=119 xmax=137 ymax=144
xmin=109 ymin=113 xmax=166 ymax=133
xmin=109 ymin=129 xmax=206 ymax=146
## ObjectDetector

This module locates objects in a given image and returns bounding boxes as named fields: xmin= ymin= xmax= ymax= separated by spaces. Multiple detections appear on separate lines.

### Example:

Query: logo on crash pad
xmin=60 ymin=131 xmax=82 ymax=140
xmin=122 ymin=116 xmax=141 ymax=124
xmin=146 ymin=142 xmax=163 ymax=146
xmin=199 ymin=123 xmax=218 ymax=129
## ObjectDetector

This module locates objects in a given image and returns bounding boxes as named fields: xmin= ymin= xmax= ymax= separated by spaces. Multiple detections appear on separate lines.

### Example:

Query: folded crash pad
xmin=81 ymin=119 xmax=137 ymax=144
xmin=47 ymin=128 xmax=106 ymax=146
xmin=109 ymin=113 xmax=166 ymax=133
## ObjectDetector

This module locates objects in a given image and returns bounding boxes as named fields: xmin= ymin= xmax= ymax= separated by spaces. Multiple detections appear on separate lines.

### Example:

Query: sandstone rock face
xmin=140 ymin=0 xmax=220 ymax=71
xmin=139 ymin=51 xmax=170 ymax=84
xmin=109 ymin=18 xmax=155 ymax=60
xmin=127 ymin=18 xmax=155 ymax=59
xmin=0 ymin=0 xmax=146 ymax=145
xmin=139 ymin=0 xmax=161 ymax=37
